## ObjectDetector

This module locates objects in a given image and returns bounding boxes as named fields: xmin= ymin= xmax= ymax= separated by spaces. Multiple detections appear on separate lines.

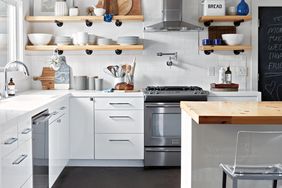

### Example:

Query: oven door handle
xmin=145 ymin=148 xmax=181 ymax=152
xmin=145 ymin=104 xmax=180 ymax=108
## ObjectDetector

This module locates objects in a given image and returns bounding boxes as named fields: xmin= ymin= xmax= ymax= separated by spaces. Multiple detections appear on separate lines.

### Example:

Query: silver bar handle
xmin=109 ymin=103 xmax=131 ymax=105
xmin=12 ymin=154 xmax=28 ymax=165
xmin=57 ymin=119 xmax=62 ymax=123
xmin=4 ymin=137 xmax=18 ymax=145
xmin=109 ymin=116 xmax=131 ymax=119
xmin=109 ymin=139 xmax=131 ymax=142
xmin=21 ymin=128 xmax=32 ymax=135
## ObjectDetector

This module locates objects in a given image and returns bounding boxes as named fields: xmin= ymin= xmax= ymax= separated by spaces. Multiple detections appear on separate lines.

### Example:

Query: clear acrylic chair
xmin=220 ymin=131 xmax=282 ymax=188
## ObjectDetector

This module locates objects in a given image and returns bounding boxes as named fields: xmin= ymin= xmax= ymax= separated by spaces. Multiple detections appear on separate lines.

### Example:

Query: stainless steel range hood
xmin=144 ymin=0 xmax=203 ymax=32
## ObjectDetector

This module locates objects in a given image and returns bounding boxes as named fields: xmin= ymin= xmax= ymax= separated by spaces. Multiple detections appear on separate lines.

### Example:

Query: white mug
xmin=75 ymin=32 xmax=88 ymax=46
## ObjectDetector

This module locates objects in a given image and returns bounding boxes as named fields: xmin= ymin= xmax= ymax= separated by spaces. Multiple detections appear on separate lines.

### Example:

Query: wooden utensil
xmin=128 ymin=0 xmax=141 ymax=15
xmin=118 ymin=0 xmax=133 ymax=15
xmin=33 ymin=67 xmax=55 ymax=90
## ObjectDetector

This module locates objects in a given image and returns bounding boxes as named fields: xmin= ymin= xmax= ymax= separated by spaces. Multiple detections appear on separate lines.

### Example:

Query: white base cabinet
xmin=70 ymin=97 xmax=94 ymax=159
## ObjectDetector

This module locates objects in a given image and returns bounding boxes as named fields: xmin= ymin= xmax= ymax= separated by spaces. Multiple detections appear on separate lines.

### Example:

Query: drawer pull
xmin=109 ymin=103 xmax=131 ymax=105
xmin=57 ymin=119 xmax=62 ymax=123
xmin=12 ymin=154 xmax=28 ymax=165
xmin=4 ymin=137 xmax=18 ymax=145
xmin=109 ymin=116 xmax=131 ymax=119
xmin=109 ymin=139 xmax=131 ymax=142
xmin=21 ymin=128 xmax=32 ymax=135
xmin=60 ymin=106 xmax=66 ymax=110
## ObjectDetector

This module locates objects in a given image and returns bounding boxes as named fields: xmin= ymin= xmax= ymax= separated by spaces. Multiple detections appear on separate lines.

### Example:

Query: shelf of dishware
xmin=25 ymin=15 xmax=144 ymax=22
xmin=25 ymin=44 xmax=144 ymax=55
xmin=199 ymin=45 xmax=251 ymax=55
xmin=199 ymin=15 xmax=252 ymax=27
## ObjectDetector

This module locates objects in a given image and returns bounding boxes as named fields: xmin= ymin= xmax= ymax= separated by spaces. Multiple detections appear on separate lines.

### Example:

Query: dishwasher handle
xmin=33 ymin=113 xmax=54 ymax=125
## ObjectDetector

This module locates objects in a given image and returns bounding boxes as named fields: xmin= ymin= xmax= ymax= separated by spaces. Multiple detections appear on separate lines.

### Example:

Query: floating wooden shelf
xmin=199 ymin=15 xmax=252 ymax=27
xmin=26 ymin=15 xmax=144 ymax=22
xmin=25 ymin=44 xmax=144 ymax=55
xmin=200 ymin=45 xmax=251 ymax=55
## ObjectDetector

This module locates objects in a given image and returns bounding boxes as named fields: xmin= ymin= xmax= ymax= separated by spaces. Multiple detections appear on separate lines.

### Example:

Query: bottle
xmin=225 ymin=66 xmax=232 ymax=84
xmin=8 ymin=78 xmax=16 ymax=96
xmin=218 ymin=67 xmax=226 ymax=84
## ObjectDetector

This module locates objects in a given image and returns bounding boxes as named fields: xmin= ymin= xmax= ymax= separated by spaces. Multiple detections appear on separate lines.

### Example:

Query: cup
xmin=227 ymin=6 xmax=236 ymax=15
xmin=202 ymin=39 xmax=212 ymax=46
xmin=213 ymin=39 xmax=222 ymax=45
xmin=69 ymin=7 xmax=79 ymax=16
xmin=95 ymin=78 xmax=103 ymax=91
xmin=76 ymin=32 xmax=88 ymax=46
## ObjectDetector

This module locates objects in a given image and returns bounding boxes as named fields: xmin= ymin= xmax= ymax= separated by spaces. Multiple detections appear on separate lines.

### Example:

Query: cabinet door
xmin=49 ymin=119 xmax=59 ymax=187
xmin=70 ymin=98 xmax=94 ymax=159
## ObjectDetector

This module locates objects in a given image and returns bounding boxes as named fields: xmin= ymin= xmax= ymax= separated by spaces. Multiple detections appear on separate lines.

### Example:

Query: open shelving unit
xmin=25 ymin=15 xmax=144 ymax=27
xmin=25 ymin=44 xmax=144 ymax=55
xmin=199 ymin=45 xmax=252 ymax=55
xmin=199 ymin=15 xmax=252 ymax=27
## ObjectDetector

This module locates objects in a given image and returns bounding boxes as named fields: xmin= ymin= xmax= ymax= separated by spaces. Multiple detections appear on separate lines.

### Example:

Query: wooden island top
xmin=180 ymin=101 xmax=282 ymax=124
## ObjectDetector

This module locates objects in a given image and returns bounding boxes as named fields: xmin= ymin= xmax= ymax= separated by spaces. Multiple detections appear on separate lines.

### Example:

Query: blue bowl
xmin=213 ymin=39 xmax=223 ymax=45
xmin=202 ymin=39 xmax=212 ymax=46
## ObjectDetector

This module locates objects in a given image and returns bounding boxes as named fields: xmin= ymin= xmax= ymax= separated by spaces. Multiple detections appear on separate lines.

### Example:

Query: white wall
xmin=26 ymin=0 xmax=252 ymax=90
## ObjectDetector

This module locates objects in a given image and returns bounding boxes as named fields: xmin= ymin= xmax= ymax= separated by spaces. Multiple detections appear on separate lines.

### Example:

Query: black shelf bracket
xmin=85 ymin=20 xmax=93 ymax=27
xmin=234 ymin=19 xmax=244 ymax=27
xmin=115 ymin=49 xmax=122 ymax=55
xmin=55 ymin=20 xmax=63 ymax=27
xmin=204 ymin=20 xmax=213 ymax=27
xmin=85 ymin=50 xmax=93 ymax=55
xmin=233 ymin=49 xmax=244 ymax=55
xmin=204 ymin=50 xmax=214 ymax=55
xmin=115 ymin=20 xmax=122 ymax=27
xmin=55 ymin=49 xmax=64 ymax=55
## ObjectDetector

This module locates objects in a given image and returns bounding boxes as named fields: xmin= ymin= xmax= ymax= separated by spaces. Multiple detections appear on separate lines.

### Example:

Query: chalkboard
xmin=259 ymin=7 xmax=282 ymax=101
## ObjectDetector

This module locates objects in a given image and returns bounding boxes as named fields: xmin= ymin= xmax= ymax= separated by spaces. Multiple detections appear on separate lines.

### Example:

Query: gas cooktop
xmin=144 ymin=86 xmax=209 ymax=102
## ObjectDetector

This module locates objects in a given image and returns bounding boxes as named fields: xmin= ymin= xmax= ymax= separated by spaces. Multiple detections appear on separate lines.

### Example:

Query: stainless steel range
xmin=144 ymin=86 xmax=208 ymax=167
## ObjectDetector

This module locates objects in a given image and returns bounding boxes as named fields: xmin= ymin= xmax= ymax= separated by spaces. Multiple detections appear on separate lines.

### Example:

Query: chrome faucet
xmin=3 ymin=61 xmax=29 ymax=98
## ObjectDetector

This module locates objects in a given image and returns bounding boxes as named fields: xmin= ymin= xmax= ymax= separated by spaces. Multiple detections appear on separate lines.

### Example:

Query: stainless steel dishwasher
xmin=32 ymin=110 xmax=53 ymax=188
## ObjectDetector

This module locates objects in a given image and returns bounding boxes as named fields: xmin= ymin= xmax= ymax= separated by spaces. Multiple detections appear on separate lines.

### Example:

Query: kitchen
xmin=0 ymin=0 xmax=281 ymax=188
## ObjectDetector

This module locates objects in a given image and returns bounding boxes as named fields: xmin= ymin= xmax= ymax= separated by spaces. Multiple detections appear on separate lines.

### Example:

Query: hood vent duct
xmin=144 ymin=0 xmax=203 ymax=32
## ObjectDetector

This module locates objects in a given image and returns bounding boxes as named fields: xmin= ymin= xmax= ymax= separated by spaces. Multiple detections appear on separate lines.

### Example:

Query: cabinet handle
xmin=109 ymin=103 xmax=131 ymax=105
xmin=60 ymin=106 xmax=66 ymax=110
xmin=4 ymin=137 xmax=18 ymax=145
xmin=52 ymin=111 xmax=58 ymax=116
xmin=21 ymin=128 xmax=32 ymax=135
xmin=109 ymin=116 xmax=131 ymax=119
xmin=12 ymin=154 xmax=28 ymax=165
xmin=57 ymin=119 xmax=62 ymax=123
xmin=109 ymin=139 xmax=131 ymax=142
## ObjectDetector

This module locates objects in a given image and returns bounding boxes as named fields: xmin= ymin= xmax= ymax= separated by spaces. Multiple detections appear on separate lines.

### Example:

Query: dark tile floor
xmin=53 ymin=167 xmax=180 ymax=188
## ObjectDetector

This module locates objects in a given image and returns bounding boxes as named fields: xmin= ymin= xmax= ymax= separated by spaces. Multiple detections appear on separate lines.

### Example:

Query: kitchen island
xmin=181 ymin=101 xmax=282 ymax=188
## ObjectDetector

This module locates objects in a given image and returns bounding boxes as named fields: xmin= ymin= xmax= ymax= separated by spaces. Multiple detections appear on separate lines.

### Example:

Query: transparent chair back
xmin=232 ymin=131 xmax=282 ymax=175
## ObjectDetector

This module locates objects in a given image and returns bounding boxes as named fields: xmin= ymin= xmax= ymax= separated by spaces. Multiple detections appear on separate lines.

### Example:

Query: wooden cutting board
xmin=33 ymin=67 xmax=55 ymax=90
xmin=118 ymin=0 xmax=133 ymax=15
xmin=128 ymin=0 xmax=141 ymax=15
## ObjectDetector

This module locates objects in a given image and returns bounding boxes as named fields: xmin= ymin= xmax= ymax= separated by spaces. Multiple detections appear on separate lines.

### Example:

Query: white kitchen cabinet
xmin=95 ymin=97 xmax=144 ymax=110
xmin=1 ymin=121 xmax=18 ymax=158
xmin=70 ymin=97 xmax=94 ymax=159
xmin=208 ymin=92 xmax=261 ymax=102
xmin=95 ymin=134 xmax=144 ymax=160
xmin=2 ymin=139 xmax=32 ymax=188
xmin=95 ymin=110 xmax=144 ymax=134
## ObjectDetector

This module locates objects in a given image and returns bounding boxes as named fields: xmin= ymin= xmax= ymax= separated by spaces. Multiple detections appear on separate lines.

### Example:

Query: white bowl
xmin=94 ymin=8 xmax=106 ymax=16
xmin=28 ymin=33 xmax=53 ymax=46
xmin=97 ymin=38 xmax=113 ymax=45
xmin=0 ymin=34 xmax=7 ymax=49
xmin=222 ymin=34 xmax=244 ymax=46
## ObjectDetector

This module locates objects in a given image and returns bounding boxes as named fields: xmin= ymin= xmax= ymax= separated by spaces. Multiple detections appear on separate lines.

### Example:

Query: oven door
xmin=145 ymin=103 xmax=181 ymax=147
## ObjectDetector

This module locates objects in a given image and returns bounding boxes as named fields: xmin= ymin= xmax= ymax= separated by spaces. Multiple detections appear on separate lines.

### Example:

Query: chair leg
xmin=273 ymin=180 xmax=277 ymax=188
xmin=232 ymin=179 xmax=238 ymax=188
xmin=222 ymin=171 xmax=227 ymax=188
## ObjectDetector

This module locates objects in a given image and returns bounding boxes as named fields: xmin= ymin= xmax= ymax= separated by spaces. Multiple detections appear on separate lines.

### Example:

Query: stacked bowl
xmin=117 ymin=36 xmax=139 ymax=45
xmin=97 ymin=38 xmax=113 ymax=45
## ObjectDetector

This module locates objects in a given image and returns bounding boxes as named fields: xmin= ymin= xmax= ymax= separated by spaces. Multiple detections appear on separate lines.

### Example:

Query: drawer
xmin=2 ymin=139 xmax=32 ymax=188
xmin=95 ymin=110 xmax=144 ymax=134
xmin=95 ymin=98 xmax=144 ymax=110
xmin=49 ymin=100 xmax=68 ymax=124
xmin=95 ymin=134 xmax=144 ymax=160
xmin=18 ymin=117 xmax=32 ymax=146
xmin=1 ymin=123 xmax=18 ymax=158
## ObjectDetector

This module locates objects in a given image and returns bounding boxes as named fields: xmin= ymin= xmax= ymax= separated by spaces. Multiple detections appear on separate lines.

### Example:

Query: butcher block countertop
xmin=180 ymin=101 xmax=282 ymax=124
